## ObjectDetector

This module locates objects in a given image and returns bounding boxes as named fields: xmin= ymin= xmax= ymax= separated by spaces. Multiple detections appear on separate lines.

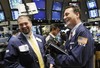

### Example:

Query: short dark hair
xmin=65 ymin=5 xmax=81 ymax=14
xmin=17 ymin=15 xmax=31 ymax=23
xmin=50 ymin=24 xmax=59 ymax=31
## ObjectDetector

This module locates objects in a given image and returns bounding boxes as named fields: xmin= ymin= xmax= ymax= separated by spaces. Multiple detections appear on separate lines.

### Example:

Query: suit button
xmin=36 ymin=61 xmax=39 ymax=63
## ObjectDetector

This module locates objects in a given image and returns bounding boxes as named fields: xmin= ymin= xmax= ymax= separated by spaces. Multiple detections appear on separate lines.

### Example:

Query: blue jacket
xmin=4 ymin=33 xmax=54 ymax=68
xmin=57 ymin=24 xmax=95 ymax=68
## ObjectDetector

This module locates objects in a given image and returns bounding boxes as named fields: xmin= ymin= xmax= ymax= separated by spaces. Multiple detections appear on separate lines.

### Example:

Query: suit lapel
xmin=17 ymin=33 xmax=28 ymax=44
xmin=66 ymin=24 xmax=83 ymax=50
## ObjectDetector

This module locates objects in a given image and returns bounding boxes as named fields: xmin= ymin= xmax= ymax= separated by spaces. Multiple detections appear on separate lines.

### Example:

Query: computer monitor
xmin=11 ymin=10 xmax=19 ymax=20
xmin=34 ymin=1 xmax=45 ymax=9
xmin=52 ymin=2 xmax=62 ymax=11
xmin=86 ymin=1 xmax=97 ymax=9
xmin=0 ymin=12 xmax=5 ymax=22
xmin=33 ymin=10 xmax=46 ymax=20
xmin=9 ymin=0 xmax=22 ymax=9
xmin=52 ymin=11 xmax=61 ymax=20
xmin=88 ymin=9 xmax=99 ymax=18
xmin=32 ymin=26 xmax=41 ymax=34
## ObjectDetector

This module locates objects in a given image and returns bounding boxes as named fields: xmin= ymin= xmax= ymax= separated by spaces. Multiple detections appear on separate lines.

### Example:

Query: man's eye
xmin=25 ymin=23 xmax=28 ymax=25
xmin=65 ymin=13 xmax=69 ymax=16
xmin=19 ymin=24 xmax=23 ymax=26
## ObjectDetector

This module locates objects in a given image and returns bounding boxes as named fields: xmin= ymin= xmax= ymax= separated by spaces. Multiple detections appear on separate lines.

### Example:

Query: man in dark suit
xmin=45 ymin=24 xmax=61 ymax=55
xmin=4 ymin=15 xmax=54 ymax=68
xmin=56 ymin=5 xmax=95 ymax=68
xmin=46 ymin=24 xmax=60 ymax=46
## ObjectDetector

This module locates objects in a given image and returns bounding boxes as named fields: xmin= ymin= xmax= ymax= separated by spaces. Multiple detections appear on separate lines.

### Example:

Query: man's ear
xmin=75 ymin=12 xmax=80 ymax=18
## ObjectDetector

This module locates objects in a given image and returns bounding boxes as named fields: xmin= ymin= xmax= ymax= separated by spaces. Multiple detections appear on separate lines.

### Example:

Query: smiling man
xmin=4 ymin=15 xmax=54 ymax=68
xmin=56 ymin=5 xmax=95 ymax=68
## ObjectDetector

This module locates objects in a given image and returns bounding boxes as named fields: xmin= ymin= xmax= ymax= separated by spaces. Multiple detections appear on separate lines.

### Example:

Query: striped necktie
xmin=29 ymin=36 xmax=44 ymax=68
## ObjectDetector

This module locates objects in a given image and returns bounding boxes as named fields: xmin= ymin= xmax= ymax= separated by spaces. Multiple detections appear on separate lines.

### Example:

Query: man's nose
xmin=63 ymin=16 xmax=67 ymax=20
xmin=23 ymin=24 xmax=27 ymax=27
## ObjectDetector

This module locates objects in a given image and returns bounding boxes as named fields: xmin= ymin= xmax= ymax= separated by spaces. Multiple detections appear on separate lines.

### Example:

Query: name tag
xmin=69 ymin=42 xmax=75 ymax=45
xmin=19 ymin=44 xmax=29 ymax=52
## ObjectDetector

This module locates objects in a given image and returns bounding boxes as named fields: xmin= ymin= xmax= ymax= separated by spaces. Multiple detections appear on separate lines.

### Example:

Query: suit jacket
xmin=4 ymin=33 xmax=54 ymax=68
xmin=57 ymin=24 xmax=95 ymax=68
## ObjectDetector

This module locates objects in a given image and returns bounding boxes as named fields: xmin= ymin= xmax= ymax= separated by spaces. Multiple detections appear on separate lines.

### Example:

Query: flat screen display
xmin=34 ymin=1 xmax=45 ymax=9
xmin=32 ymin=26 xmax=36 ymax=34
xmin=11 ymin=10 xmax=19 ymax=20
xmin=33 ymin=10 xmax=45 ymax=20
xmin=0 ymin=12 xmax=5 ymax=21
xmin=9 ymin=0 xmax=22 ymax=9
xmin=87 ymin=1 xmax=97 ymax=9
xmin=52 ymin=11 xmax=61 ymax=20
xmin=32 ymin=26 xmax=41 ymax=34
xmin=52 ymin=2 xmax=62 ymax=11
xmin=88 ymin=9 xmax=99 ymax=18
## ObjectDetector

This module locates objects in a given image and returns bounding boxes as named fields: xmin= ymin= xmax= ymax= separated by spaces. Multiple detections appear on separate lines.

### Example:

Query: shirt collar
xmin=12 ymin=35 xmax=17 ymax=37
xmin=22 ymin=31 xmax=34 ymax=39
xmin=71 ymin=22 xmax=82 ymax=32
xmin=49 ymin=33 xmax=56 ymax=38
xmin=70 ymin=22 xmax=82 ymax=36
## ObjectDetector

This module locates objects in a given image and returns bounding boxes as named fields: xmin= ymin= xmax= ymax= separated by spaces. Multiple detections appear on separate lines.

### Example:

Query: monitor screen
xmin=88 ymin=9 xmax=99 ymax=18
xmin=52 ymin=11 xmax=61 ymax=20
xmin=11 ymin=10 xmax=19 ymax=20
xmin=32 ymin=26 xmax=41 ymax=34
xmin=52 ymin=2 xmax=62 ymax=11
xmin=0 ymin=12 xmax=5 ymax=21
xmin=33 ymin=10 xmax=45 ymax=20
xmin=87 ymin=1 xmax=97 ymax=9
xmin=68 ymin=2 xmax=80 ymax=7
xmin=32 ymin=26 xmax=36 ymax=34
xmin=9 ymin=0 xmax=22 ymax=9
xmin=34 ymin=1 xmax=45 ymax=9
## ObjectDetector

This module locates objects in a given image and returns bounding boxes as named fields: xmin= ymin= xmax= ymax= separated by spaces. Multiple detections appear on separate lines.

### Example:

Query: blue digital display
xmin=87 ymin=1 xmax=97 ymax=9
xmin=34 ymin=1 xmax=45 ymax=9
xmin=11 ymin=10 xmax=19 ymax=20
xmin=52 ymin=11 xmax=61 ymax=20
xmin=32 ymin=26 xmax=41 ymax=34
xmin=0 ymin=12 xmax=5 ymax=21
xmin=32 ymin=26 xmax=36 ymax=34
xmin=52 ymin=2 xmax=62 ymax=11
xmin=33 ymin=10 xmax=45 ymax=20
xmin=88 ymin=9 xmax=99 ymax=18
xmin=9 ymin=0 xmax=22 ymax=9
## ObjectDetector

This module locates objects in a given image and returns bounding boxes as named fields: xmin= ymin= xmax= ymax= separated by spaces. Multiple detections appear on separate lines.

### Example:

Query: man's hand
xmin=49 ymin=64 xmax=54 ymax=68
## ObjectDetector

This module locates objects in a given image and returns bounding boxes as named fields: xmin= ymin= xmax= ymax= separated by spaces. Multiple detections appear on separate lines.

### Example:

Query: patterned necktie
xmin=29 ymin=36 xmax=44 ymax=68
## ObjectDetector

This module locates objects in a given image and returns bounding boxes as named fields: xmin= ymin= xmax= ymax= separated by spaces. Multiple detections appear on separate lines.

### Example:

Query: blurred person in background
xmin=45 ymin=23 xmax=62 ymax=68
xmin=46 ymin=24 xmax=60 ymax=46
